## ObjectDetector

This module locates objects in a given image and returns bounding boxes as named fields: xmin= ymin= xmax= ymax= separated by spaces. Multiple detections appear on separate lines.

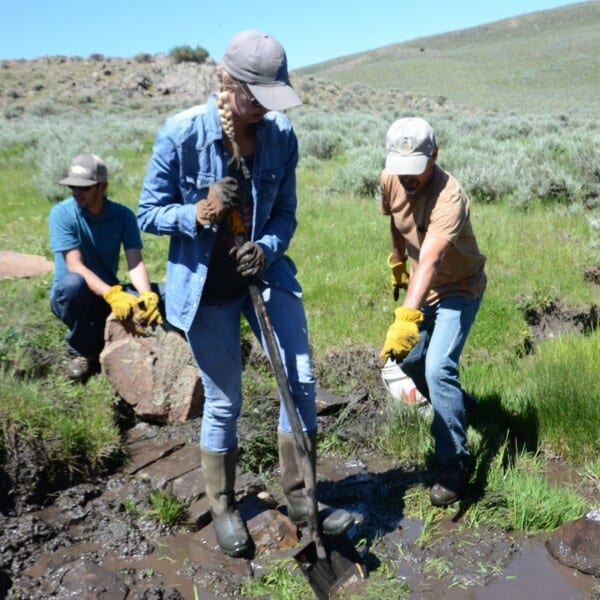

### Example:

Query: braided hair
xmin=216 ymin=65 xmax=241 ymax=166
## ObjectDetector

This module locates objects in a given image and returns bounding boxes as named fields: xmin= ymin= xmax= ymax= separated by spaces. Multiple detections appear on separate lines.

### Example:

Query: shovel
xmin=229 ymin=211 xmax=365 ymax=598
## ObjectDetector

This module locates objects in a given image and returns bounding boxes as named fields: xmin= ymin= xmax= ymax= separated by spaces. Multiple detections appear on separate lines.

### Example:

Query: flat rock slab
xmin=126 ymin=438 xmax=185 ymax=475
xmin=134 ymin=444 xmax=203 ymax=493
xmin=0 ymin=251 xmax=54 ymax=279
xmin=316 ymin=389 xmax=352 ymax=415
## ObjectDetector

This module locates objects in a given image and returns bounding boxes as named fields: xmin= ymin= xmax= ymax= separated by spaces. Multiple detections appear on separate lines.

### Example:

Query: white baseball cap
xmin=385 ymin=117 xmax=437 ymax=175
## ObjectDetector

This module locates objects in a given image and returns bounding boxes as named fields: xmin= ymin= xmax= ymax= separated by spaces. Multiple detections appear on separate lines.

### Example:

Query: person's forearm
xmin=128 ymin=261 xmax=152 ymax=294
xmin=65 ymin=255 xmax=111 ymax=297
xmin=402 ymin=262 xmax=435 ymax=309
xmin=403 ymin=234 xmax=449 ymax=309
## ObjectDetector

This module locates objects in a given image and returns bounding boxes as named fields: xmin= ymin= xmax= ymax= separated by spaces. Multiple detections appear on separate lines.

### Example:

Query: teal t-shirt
xmin=49 ymin=197 xmax=142 ymax=297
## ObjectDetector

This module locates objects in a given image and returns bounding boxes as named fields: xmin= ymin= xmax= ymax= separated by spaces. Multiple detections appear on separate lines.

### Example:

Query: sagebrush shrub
xmin=169 ymin=45 xmax=209 ymax=64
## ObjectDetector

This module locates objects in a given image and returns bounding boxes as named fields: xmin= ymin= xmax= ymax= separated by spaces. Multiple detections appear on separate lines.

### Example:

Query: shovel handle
xmin=228 ymin=208 xmax=325 ymax=558
xmin=247 ymin=283 xmax=325 ymax=557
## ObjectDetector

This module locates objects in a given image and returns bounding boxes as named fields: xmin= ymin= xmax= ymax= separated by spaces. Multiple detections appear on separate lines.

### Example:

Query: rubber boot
xmin=278 ymin=430 xmax=354 ymax=535
xmin=201 ymin=447 xmax=251 ymax=557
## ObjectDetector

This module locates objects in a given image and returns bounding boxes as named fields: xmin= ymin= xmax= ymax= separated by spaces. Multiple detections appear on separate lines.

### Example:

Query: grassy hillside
xmin=298 ymin=0 xmax=600 ymax=117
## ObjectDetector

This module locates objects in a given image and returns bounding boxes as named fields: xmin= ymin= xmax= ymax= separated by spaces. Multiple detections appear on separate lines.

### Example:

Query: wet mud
xmin=1 ymin=433 xmax=597 ymax=599
xmin=1 ymin=316 xmax=599 ymax=598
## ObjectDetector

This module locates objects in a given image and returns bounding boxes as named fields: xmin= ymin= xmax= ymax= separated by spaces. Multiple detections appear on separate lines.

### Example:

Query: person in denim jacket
xmin=138 ymin=30 xmax=352 ymax=558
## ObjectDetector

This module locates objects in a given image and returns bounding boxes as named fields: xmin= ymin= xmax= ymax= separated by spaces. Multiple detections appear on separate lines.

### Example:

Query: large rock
xmin=545 ymin=509 xmax=600 ymax=576
xmin=100 ymin=317 xmax=203 ymax=423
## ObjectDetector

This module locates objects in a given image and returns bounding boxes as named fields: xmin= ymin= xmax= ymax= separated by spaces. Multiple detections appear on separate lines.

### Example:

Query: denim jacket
xmin=137 ymin=94 xmax=302 ymax=332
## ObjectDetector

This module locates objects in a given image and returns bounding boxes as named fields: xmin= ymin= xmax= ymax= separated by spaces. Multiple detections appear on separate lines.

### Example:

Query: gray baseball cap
xmin=222 ymin=30 xmax=302 ymax=111
xmin=59 ymin=153 xmax=108 ymax=186
xmin=385 ymin=118 xmax=437 ymax=176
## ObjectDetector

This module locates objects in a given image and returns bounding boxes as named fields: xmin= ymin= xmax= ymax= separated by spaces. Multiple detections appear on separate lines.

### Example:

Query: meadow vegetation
xmin=1 ymin=8 xmax=599 ymax=594
xmin=1 ymin=98 xmax=597 ymax=527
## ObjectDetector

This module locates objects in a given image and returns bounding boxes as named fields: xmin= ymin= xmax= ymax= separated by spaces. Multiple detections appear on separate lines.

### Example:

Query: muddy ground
xmin=0 ymin=269 xmax=599 ymax=598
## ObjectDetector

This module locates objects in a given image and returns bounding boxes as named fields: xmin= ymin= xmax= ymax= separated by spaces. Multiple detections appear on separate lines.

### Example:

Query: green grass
xmin=239 ymin=557 xmax=313 ymax=599
xmin=0 ymin=371 xmax=122 ymax=476
xmin=522 ymin=333 xmax=600 ymax=461
xmin=147 ymin=488 xmax=187 ymax=527
xmin=378 ymin=402 xmax=433 ymax=468
xmin=0 ymin=164 xmax=50 ymax=255
xmin=0 ymin=277 xmax=68 ymax=377
xmin=466 ymin=443 xmax=589 ymax=532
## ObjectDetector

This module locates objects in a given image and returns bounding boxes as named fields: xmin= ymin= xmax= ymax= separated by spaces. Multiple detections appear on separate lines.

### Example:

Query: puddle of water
xmin=25 ymin=529 xmax=249 ymax=598
xmin=316 ymin=457 xmax=598 ymax=599
xmin=100 ymin=531 xmax=219 ymax=598
xmin=22 ymin=542 xmax=102 ymax=579
xmin=21 ymin=509 xmax=598 ymax=599
xmin=474 ymin=536 xmax=597 ymax=600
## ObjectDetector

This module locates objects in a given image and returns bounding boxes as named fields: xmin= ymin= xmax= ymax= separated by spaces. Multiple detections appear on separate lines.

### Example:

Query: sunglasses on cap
xmin=69 ymin=184 xmax=98 ymax=192
xmin=233 ymin=81 xmax=264 ymax=108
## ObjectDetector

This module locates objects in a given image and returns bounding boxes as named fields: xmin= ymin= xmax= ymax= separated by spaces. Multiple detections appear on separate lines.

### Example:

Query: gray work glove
xmin=231 ymin=241 xmax=265 ymax=278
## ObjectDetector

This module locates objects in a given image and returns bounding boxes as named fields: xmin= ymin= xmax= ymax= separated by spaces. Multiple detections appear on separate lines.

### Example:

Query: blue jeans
xmin=50 ymin=272 xmax=165 ymax=358
xmin=186 ymin=287 xmax=317 ymax=452
xmin=50 ymin=273 xmax=111 ymax=358
xmin=401 ymin=295 xmax=483 ymax=467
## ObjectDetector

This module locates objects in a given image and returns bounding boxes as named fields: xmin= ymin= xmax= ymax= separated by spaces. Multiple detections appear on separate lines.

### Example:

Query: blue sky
xmin=2 ymin=0 xmax=579 ymax=69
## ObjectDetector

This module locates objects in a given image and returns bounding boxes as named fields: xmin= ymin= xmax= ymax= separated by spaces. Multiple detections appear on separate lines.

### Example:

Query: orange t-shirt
xmin=379 ymin=165 xmax=487 ymax=304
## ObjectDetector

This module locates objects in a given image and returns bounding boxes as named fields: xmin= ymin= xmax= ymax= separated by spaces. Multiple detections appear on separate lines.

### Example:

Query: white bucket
xmin=380 ymin=358 xmax=427 ymax=406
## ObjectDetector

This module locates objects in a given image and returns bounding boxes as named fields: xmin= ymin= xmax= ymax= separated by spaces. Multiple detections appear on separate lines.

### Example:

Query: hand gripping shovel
xmin=229 ymin=211 xmax=365 ymax=598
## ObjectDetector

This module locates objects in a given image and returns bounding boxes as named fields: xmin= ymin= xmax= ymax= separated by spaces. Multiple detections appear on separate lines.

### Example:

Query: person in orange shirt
xmin=379 ymin=117 xmax=487 ymax=506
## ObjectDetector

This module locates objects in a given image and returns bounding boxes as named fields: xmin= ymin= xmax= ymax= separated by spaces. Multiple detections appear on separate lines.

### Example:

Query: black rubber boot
xmin=278 ymin=430 xmax=354 ymax=535
xmin=201 ymin=447 xmax=251 ymax=557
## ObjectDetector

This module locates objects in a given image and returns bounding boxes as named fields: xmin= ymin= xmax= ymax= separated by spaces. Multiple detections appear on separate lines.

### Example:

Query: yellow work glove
xmin=387 ymin=253 xmax=409 ymax=301
xmin=379 ymin=306 xmax=423 ymax=363
xmin=103 ymin=285 xmax=139 ymax=320
xmin=195 ymin=176 xmax=241 ymax=226
xmin=134 ymin=291 xmax=163 ymax=325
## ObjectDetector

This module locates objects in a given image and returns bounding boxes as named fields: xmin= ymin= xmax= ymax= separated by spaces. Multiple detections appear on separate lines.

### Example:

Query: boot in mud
xmin=278 ymin=430 xmax=354 ymax=535
xmin=430 ymin=461 xmax=472 ymax=507
xmin=201 ymin=447 xmax=251 ymax=557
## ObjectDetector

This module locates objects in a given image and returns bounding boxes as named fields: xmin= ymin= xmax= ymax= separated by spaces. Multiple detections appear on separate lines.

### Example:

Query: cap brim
xmin=247 ymin=82 xmax=303 ymax=111
xmin=59 ymin=176 xmax=99 ymax=186
xmin=385 ymin=153 xmax=429 ymax=176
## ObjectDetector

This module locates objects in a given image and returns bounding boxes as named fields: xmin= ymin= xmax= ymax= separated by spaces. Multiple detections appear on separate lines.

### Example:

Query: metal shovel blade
xmin=294 ymin=533 xmax=366 ymax=599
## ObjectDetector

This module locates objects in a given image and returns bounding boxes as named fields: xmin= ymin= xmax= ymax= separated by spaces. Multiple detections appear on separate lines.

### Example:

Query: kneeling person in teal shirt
xmin=49 ymin=153 xmax=163 ymax=381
